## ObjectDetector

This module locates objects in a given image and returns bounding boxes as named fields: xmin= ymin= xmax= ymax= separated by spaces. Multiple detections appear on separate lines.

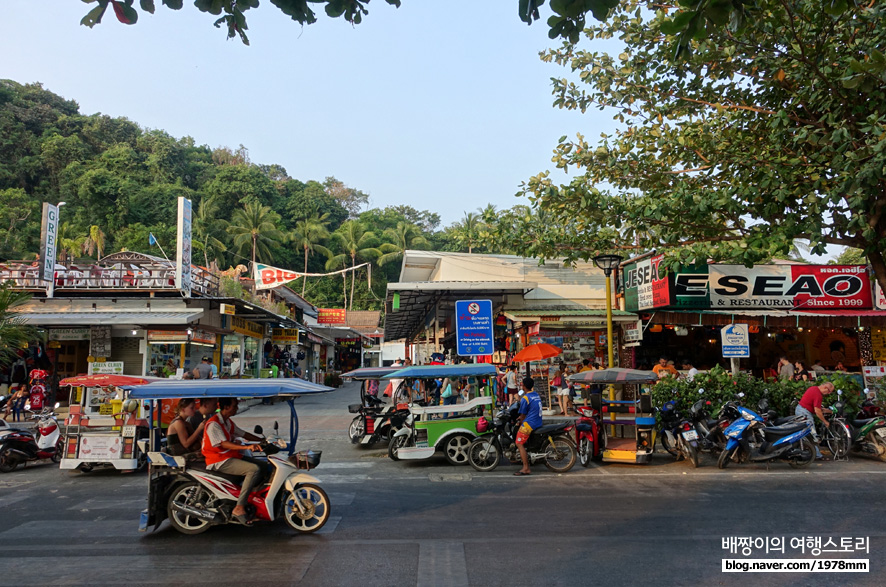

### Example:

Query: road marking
xmin=326 ymin=492 xmax=355 ymax=506
xmin=318 ymin=461 xmax=375 ymax=469
xmin=0 ymin=479 xmax=34 ymax=489
xmin=417 ymin=541 xmax=469 ymax=587
xmin=315 ymin=515 xmax=341 ymax=535
xmin=428 ymin=472 xmax=472 ymax=482
xmin=67 ymin=498 xmax=143 ymax=511
xmin=0 ymin=520 xmax=136 ymax=539
xmin=0 ymin=493 xmax=30 ymax=509
xmin=315 ymin=473 xmax=369 ymax=484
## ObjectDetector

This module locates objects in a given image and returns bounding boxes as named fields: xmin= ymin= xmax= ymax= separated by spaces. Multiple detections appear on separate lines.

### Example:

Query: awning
xmin=382 ymin=364 xmax=498 ymax=379
xmin=125 ymin=378 xmax=335 ymax=399
xmin=504 ymin=308 xmax=638 ymax=325
xmin=14 ymin=310 xmax=203 ymax=326
xmin=647 ymin=310 xmax=886 ymax=328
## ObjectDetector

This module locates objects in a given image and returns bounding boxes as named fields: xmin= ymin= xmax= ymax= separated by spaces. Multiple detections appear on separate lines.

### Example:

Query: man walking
xmin=513 ymin=377 xmax=543 ymax=476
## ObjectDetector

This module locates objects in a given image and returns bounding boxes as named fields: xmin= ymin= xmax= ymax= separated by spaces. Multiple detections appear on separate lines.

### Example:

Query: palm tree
xmin=378 ymin=221 xmax=430 ymax=267
xmin=228 ymin=201 xmax=285 ymax=271
xmin=290 ymin=213 xmax=332 ymax=295
xmin=0 ymin=284 xmax=35 ymax=367
xmin=193 ymin=196 xmax=230 ymax=268
xmin=57 ymin=222 xmax=85 ymax=264
xmin=330 ymin=221 xmax=380 ymax=311
xmin=324 ymin=247 xmax=350 ymax=309
xmin=453 ymin=212 xmax=482 ymax=253
xmin=81 ymin=225 xmax=106 ymax=259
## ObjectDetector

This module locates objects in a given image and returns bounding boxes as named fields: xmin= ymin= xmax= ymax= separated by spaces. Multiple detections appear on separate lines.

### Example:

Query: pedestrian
xmin=795 ymin=381 xmax=835 ymax=460
xmin=505 ymin=364 xmax=519 ymax=405
xmin=192 ymin=356 xmax=213 ymax=380
xmin=551 ymin=362 xmax=571 ymax=416
xmin=513 ymin=376 xmax=542 ymax=476
xmin=778 ymin=356 xmax=795 ymax=380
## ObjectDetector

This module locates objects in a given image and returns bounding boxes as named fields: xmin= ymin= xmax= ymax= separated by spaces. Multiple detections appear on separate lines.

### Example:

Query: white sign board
xmin=39 ymin=202 xmax=59 ymax=282
xmin=876 ymin=282 xmax=886 ymax=310
xmin=78 ymin=436 xmax=122 ymax=460
xmin=175 ymin=196 xmax=192 ymax=297
xmin=88 ymin=361 xmax=125 ymax=375
xmin=721 ymin=324 xmax=750 ymax=358
xmin=49 ymin=328 xmax=90 ymax=341
xmin=622 ymin=320 xmax=643 ymax=344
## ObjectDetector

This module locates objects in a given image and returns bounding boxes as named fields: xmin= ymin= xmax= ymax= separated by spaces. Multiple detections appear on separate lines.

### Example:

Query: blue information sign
xmin=455 ymin=300 xmax=494 ymax=356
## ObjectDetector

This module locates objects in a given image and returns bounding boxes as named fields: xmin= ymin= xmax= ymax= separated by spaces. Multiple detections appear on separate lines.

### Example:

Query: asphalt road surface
xmin=0 ymin=382 xmax=883 ymax=586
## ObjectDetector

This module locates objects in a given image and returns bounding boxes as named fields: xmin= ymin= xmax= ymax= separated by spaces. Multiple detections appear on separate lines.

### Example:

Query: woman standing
xmin=552 ymin=362 xmax=571 ymax=416
xmin=166 ymin=398 xmax=206 ymax=456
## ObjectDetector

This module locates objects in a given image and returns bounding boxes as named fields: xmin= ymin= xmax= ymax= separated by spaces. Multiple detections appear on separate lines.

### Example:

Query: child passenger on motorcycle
xmin=514 ymin=377 xmax=543 ymax=476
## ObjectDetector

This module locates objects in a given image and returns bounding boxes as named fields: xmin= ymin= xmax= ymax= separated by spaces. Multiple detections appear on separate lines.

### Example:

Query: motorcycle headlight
xmin=742 ymin=411 xmax=756 ymax=421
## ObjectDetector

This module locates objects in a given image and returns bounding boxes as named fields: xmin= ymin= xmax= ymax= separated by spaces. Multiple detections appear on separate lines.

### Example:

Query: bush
xmin=324 ymin=373 xmax=343 ymax=388
xmin=650 ymin=365 xmax=863 ymax=418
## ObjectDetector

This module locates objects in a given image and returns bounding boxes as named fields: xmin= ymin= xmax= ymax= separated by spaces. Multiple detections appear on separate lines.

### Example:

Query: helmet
xmin=476 ymin=417 xmax=489 ymax=433
xmin=122 ymin=399 xmax=139 ymax=413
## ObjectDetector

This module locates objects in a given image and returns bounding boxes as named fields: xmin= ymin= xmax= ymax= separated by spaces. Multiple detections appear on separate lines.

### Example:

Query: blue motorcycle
xmin=717 ymin=402 xmax=815 ymax=469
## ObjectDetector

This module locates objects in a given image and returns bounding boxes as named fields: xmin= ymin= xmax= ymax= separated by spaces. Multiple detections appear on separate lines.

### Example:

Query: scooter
xmin=830 ymin=399 xmax=886 ymax=462
xmin=0 ymin=406 xmax=62 ymax=473
xmin=687 ymin=389 xmax=727 ymax=454
xmin=717 ymin=403 xmax=815 ymax=469
xmin=575 ymin=405 xmax=604 ymax=467
xmin=348 ymin=395 xmax=411 ymax=446
xmin=658 ymin=400 xmax=700 ymax=467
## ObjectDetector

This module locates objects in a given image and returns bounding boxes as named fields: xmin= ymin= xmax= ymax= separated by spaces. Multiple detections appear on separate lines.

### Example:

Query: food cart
xmin=567 ymin=368 xmax=657 ymax=464
xmin=384 ymin=364 xmax=497 ymax=465
xmin=58 ymin=374 xmax=161 ymax=472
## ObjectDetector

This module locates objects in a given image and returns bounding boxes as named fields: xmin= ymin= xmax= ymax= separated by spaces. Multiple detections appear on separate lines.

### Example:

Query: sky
xmin=3 ymin=1 xmax=624 ymax=227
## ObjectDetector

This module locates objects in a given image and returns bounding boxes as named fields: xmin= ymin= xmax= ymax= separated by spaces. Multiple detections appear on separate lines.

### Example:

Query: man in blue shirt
xmin=514 ymin=376 xmax=543 ymax=476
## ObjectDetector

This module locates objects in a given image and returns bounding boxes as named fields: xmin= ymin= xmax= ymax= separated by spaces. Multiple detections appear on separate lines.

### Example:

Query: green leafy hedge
xmin=324 ymin=373 xmax=343 ymax=388
xmin=649 ymin=366 xmax=863 ymax=419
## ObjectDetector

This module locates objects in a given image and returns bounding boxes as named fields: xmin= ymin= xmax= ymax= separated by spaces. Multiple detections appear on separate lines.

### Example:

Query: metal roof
xmin=13 ymin=310 xmax=203 ymax=326
xmin=125 ymin=378 xmax=335 ymax=399
xmin=382 ymin=364 xmax=498 ymax=379
xmin=505 ymin=308 xmax=636 ymax=318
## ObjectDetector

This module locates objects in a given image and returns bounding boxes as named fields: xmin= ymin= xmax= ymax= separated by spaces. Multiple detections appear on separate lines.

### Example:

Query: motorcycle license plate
xmin=876 ymin=428 xmax=886 ymax=439
xmin=682 ymin=430 xmax=698 ymax=441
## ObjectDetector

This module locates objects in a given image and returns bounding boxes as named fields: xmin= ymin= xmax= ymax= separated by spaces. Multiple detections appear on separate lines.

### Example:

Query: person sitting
xmin=166 ymin=398 xmax=205 ymax=456
xmin=202 ymin=398 xmax=264 ymax=525
xmin=187 ymin=397 xmax=218 ymax=430
xmin=793 ymin=361 xmax=811 ymax=382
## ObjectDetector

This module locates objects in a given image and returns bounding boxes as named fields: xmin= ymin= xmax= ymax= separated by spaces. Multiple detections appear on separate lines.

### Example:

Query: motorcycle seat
xmin=770 ymin=416 xmax=802 ymax=426
xmin=534 ymin=422 xmax=569 ymax=436
xmin=852 ymin=418 xmax=880 ymax=428
xmin=761 ymin=423 xmax=807 ymax=439
xmin=188 ymin=465 xmax=245 ymax=484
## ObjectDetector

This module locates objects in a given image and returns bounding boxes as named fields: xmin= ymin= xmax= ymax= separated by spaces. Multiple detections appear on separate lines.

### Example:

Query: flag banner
xmin=254 ymin=262 xmax=370 ymax=290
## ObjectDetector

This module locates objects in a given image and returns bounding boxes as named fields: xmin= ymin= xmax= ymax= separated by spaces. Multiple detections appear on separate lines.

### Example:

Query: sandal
xmin=513 ymin=471 xmax=531 ymax=476
xmin=233 ymin=513 xmax=253 ymax=525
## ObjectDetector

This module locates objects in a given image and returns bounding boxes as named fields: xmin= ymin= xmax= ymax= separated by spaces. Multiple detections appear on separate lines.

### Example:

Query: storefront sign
xmin=231 ymin=316 xmax=264 ymax=338
xmin=148 ymin=330 xmax=189 ymax=343
xmin=721 ymin=324 xmax=750 ymax=357
xmin=39 ymin=202 xmax=59 ymax=282
xmin=49 ymin=328 xmax=90 ymax=341
xmin=318 ymin=308 xmax=347 ymax=324
xmin=307 ymin=333 xmax=324 ymax=344
xmin=455 ymin=299 xmax=494 ymax=356
xmin=871 ymin=330 xmax=886 ymax=361
xmin=175 ymin=196 xmax=192 ymax=297
xmin=624 ymin=254 xmax=670 ymax=311
xmin=78 ymin=435 xmax=122 ymax=460
xmin=254 ymin=263 xmax=302 ymax=290
xmin=709 ymin=265 xmax=871 ymax=309
xmin=220 ymin=303 xmax=236 ymax=315
xmin=875 ymin=281 xmax=886 ymax=310
xmin=88 ymin=361 xmax=125 ymax=375
xmin=336 ymin=337 xmax=361 ymax=347
xmin=272 ymin=328 xmax=299 ymax=343
xmin=90 ymin=326 xmax=112 ymax=358
xmin=622 ymin=320 xmax=643 ymax=344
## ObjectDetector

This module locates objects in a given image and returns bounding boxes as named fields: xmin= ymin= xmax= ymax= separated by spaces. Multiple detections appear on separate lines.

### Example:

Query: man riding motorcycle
xmin=201 ymin=397 xmax=264 ymax=524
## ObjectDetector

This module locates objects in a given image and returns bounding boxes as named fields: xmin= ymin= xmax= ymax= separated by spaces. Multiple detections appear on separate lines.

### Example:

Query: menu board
xmin=90 ymin=326 xmax=112 ymax=358
xmin=871 ymin=329 xmax=886 ymax=361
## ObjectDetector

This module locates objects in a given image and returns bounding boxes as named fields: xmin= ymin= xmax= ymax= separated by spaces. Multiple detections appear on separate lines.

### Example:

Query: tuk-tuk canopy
xmin=340 ymin=367 xmax=401 ymax=380
xmin=124 ymin=378 xmax=335 ymax=399
xmin=59 ymin=374 xmax=164 ymax=387
xmin=382 ymin=364 xmax=497 ymax=379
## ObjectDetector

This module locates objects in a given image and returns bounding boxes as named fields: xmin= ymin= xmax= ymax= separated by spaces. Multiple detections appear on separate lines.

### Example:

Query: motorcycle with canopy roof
xmin=340 ymin=367 xmax=410 ymax=445
xmin=124 ymin=377 xmax=337 ymax=535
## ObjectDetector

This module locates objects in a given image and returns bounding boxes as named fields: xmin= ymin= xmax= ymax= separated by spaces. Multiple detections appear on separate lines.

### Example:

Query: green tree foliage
xmin=489 ymin=1 xmax=886 ymax=289
xmin=228 ymin=201 xmax=285 ymax=268
xmin=377 ymin=221 xmax=429 ymax=267
xmin=290 ymin=213 xmax=332 ymax=295
xmin=326 ymin=220 xmax=380 ymax=311
xmin=0 ymin=284 xmax=35 ymax=367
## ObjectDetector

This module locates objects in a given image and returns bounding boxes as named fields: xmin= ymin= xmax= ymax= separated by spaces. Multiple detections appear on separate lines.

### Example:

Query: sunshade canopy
xmin=125 ymin=378 xmax=335 ymax=399
xmin=341 ymin=367 xmax=401 ymax=380
xmin=382 ymin=364 xmax=497 ymax=379
xmin=567 ymin=368 xmax=659 ymax=385
xmin=511 ymin=342 xmax=562 ymax=363
xmin=59 ymin=374 xmax=164 ymax=387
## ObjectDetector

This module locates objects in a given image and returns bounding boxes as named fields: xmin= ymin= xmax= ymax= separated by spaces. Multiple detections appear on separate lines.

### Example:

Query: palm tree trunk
xmin=203 ymin=239 xmax=210 ymax=270
xmin=342 ymin=272 xmax=348 ymax=309
xmin=302 ymin=246 xmax=309 ymax=296
xmin=251 ymin=234 xmax=257 ymax=293
xmin=349 ymin=255 xmax=357 ymax=311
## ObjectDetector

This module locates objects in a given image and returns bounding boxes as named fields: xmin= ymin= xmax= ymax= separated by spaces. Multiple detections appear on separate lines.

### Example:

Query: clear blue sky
xmin=3 ymin=1 xmax=623 ymax=227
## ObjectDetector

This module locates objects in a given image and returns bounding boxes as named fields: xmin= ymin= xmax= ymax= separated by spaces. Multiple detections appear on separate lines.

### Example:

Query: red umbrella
xmin=59 ymin=374 xmax=159 ymax=387
xmin=511 ymin=342 xmax=562 ymax=363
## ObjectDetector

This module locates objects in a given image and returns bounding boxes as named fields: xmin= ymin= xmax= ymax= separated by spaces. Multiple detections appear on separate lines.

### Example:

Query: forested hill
xmin=0 ymin=79 xmax=508 ymax=310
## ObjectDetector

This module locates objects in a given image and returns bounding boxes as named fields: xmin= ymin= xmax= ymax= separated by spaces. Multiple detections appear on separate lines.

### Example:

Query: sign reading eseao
xmin=721 ymin=324 xmax=750 ymax=358
xmin=455 ymin=300 xmax=493 ymax=356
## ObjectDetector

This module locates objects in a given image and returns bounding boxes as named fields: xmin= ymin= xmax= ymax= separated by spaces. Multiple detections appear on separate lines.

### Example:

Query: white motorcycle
xmin=0 ymin=405 xmax=62 ymax=472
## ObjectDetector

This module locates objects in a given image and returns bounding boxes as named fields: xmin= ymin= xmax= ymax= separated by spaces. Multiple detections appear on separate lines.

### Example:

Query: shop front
xmin=146 ymin=329 xmax=218 ymax=377
xmin=336 ymin=337 xmax=363 ymax=372
xmin=227 ymin=316 xmax=266 ymax=378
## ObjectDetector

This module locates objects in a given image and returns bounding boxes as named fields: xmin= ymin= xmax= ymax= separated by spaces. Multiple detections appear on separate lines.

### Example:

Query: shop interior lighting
xmin=187 ymin=328 xmax=193 ymax=336
xmin=131 ymin=329 xmax=138 ymax=336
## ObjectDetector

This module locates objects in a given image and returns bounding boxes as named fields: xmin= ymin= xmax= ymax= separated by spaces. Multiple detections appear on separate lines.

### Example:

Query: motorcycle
xmin=658 ymin=400 xmax=700 ymax=467
xmin=687 ymin=390 xmax=727 ymax=454
xmin=717 ymin=403 xmax=815 ymax=469
xmin=575 ymin=405 xmax=604 ymax=467
xmin=467 ymin=402 xmax=577 ymax=473
xmin=348 ymin=395 xmax=412 ymax=446
xmin=829 ymin=398 xmax=886 ymax=462
xmin=0 ymin=406 xmax=62 ymax=473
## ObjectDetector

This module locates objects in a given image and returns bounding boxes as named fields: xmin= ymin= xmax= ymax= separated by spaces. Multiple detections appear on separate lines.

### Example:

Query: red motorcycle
xmin=575 ymin=405 xmax=604 ymax=467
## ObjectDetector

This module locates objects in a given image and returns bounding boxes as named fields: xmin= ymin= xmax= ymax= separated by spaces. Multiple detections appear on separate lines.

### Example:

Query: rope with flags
xmin=253 ymin=262 xmax=370 ymax=290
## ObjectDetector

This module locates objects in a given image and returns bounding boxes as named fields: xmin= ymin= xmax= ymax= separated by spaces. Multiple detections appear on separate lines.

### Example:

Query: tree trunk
xmin=349 ymin=254 xmax=357 ymax=311
xmin=868 ymin=248 xmax=886 ymax=303
xmin=342 ymin=272 xmax=348 ymax=309
xmin=302 ymin=246 xmax=309 ymax=296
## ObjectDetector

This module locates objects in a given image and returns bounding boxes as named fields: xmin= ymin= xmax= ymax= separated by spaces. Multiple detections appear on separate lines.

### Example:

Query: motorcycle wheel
xmin=79 ymin=463 xmax=94 ymax=473
xmin=659 ymin=430 xmax=678 ymax=457
xmin=51 ymin=443 xmax=63 ymax=464
xmin=717 ymin=446 xmax=737 ymax=469
xmin=283 ymin=483 xmax=331 ymax=533
xmin=348 ymin=416 xmax=364 ymax=443
xmin=578 ymin=437 xmax=591 ymax=468
xmin=0 ymin=446 xmax=18 ymax=473
xmin=685 ymin=442 xmax=699 ymax=468
xmin=443 ymin=434 xmax=472 ymax=466
xmin=874 ymin=435 xmax=886 ymax=462
xmin=788 ymin=438 xmax=816 ymax=469
xmin=388 ymin=434 xmax=408 ymax=461
xmin=468 ymin=438 xmax=500 ymax=472
xmin=543 ymin=437 xmax=577 ymax=473
xmin=136 ymin=450 xmax=147 ymax=471
xmin=167 ymin=482 xmax=215 ymax=535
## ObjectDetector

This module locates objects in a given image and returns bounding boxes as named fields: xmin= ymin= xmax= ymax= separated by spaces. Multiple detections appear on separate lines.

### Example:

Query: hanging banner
xmin=318 ymin=309 xmax=347 ymax=324
xmin=175 ymin=197 xmax=192 ymax=297
xmin=254 ymin=262 xmax=370 ymax=291
xmin=623 ymin=254 xmax=671 ymax=311
xmin=271 ymin=328 xmax=300 ymax=343
xmin=39 ymin=202 xmax=60 ymax=283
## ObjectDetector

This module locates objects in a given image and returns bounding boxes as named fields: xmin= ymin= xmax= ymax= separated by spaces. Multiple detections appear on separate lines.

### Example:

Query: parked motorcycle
xmin=658 ymin=400 xmax=700 ymax=467
xmin=0 ymin=406 xmax=62 ymax=473
xmin=717 ymin=403 xmax=815 ymax=469
xmin=348 ymin=395 xmax=411 ymax=446
xmin=687 ymin=390 xmax=727 ymax=454
xmin=467 ymin=402 xmax=576 ymax=473
xmin=575 ymin=405 xmax=604 ymax=467
xmin=830 ymin=399 xmax=886 ymax=461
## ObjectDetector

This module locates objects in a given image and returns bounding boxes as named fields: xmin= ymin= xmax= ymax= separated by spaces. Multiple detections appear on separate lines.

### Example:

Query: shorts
xmin=555 ymin=387 xmax=570 ymax=397
xmin=507 ymin=388 xmax=518 ymax=396
xmin=516 ymin=422 xmax=533 ymax=445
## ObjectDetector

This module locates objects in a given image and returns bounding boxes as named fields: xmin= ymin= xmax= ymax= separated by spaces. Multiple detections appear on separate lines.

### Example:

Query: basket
xmin=348 ymin=404 xmax=362 ymax=414
xmin=288 ymin=450 xmax=322 ymax=470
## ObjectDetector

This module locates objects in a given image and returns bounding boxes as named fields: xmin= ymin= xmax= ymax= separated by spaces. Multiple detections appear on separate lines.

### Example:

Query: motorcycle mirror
xmin=254 ymin=425 xmax=263 ymax=434
xmin=54 ymin=402 xmax=60 ymax=409
xmin=698 ymin=388 xmax=704 ymax=394
xmin=837 ymin=389 xmax=843 ymax=396
xmin=737 ymin=392 xmax=745 ymax=398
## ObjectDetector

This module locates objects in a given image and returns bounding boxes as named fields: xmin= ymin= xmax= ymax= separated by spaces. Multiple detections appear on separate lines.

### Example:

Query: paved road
xmin=0 ymin=382 xmax=883 ymax=586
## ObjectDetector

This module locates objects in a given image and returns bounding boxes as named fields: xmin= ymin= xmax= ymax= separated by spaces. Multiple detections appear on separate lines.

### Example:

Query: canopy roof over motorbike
xmin=59 ymin=374 xmax=164 ymax=387
xmin=382 ymin=364 xmax=497 ymax=379
xmin=340 ymin=367 xmax=401 ymax=380
xmin=567 ymin=368 xmax=658 ymax=385
xmin=124 ymin=378 xmax=335 ymax=399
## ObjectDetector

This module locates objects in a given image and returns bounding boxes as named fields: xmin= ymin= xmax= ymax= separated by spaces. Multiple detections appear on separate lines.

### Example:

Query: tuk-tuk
xmin=567 ymin=368 xmax=657 ymax=464
xmin=384 ymin=364 xmax=497 ymax=465
xmin=125 ymin=377 xmax=336 ymax=535
xmin=58 ymin=374 xmax=162 ymax=472
xmin=340 ymin=367 xmax=406 ymax=445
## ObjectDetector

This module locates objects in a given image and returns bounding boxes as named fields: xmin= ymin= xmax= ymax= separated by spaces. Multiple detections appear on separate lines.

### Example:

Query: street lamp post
xmin=594 ymin=254 xmax=623 ymax=434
